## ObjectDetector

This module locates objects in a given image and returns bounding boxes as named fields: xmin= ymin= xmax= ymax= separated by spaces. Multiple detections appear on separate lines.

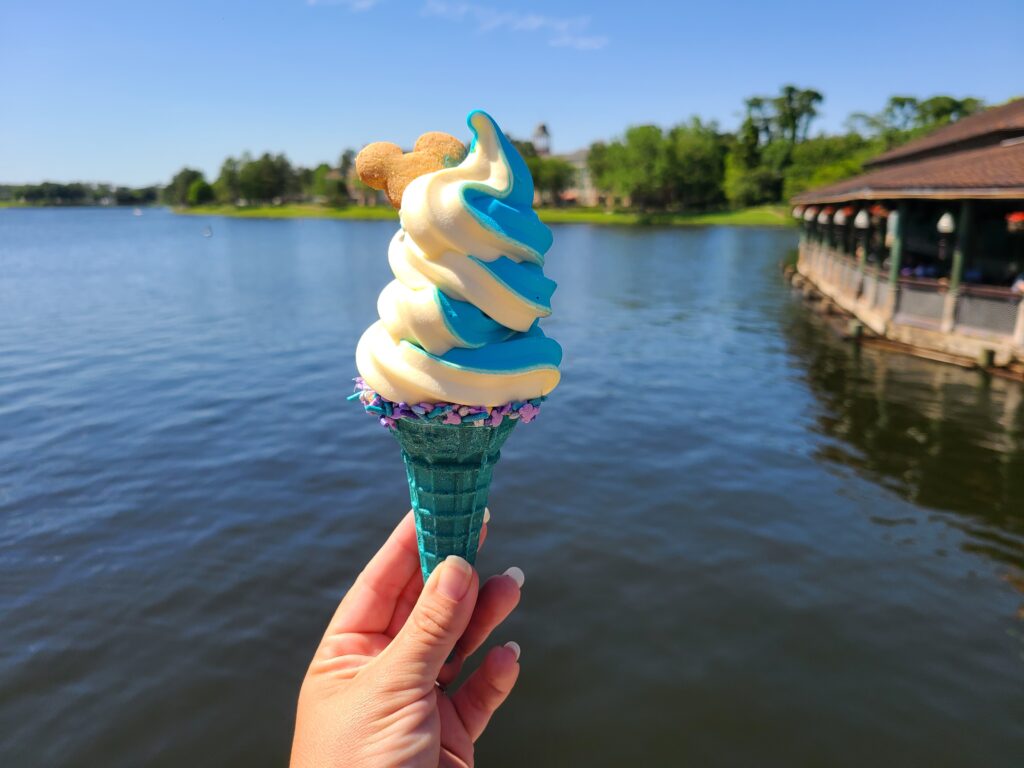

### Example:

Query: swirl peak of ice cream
xmin=356 ymin=110 xmax=562 ymax=408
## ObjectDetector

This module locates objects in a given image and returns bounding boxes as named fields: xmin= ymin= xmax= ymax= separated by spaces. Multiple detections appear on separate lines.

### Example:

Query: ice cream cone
xmin=393 ymin=417 xmax=517 ymax=581
xmin=351 ymin=111 xmax=560 ymax=581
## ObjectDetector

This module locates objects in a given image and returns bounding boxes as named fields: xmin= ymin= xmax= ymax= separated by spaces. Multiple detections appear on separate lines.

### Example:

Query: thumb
xmin=382 ymin=555 xmax=478 ymax=687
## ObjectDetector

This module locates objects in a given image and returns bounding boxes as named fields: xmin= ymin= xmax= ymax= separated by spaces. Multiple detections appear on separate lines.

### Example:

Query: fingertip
xmin=502 ymin=566 xmax=525 ymax=589
xmin=487 ymin=643 xmax=522 ymax=690
xmin=485 ymin=641 xmax=521 ymax=676
xmin=481 ymin=569 xmax=522 ymax=610
xmin=503 ymin=640 xmax=521 ymax=662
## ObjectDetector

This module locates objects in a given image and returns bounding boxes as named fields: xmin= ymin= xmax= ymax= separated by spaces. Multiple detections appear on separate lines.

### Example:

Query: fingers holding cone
xmin=386 ymin=508 xmax=492 ymax=637
xmin=451 ymin=641 xmax=522 ymax=742
xmin=437 ymin=563 xmax=522 ymax=687
xmin=377 ymin=555 xmax=480 ymax=692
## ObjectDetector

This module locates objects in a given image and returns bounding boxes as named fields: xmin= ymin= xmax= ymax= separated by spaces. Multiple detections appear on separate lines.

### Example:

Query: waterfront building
xmin=792 ymin=98 xmax=1024 ymax=368
xmin=527 ymin=122 xmax=600 ymax=206
xmin=558 ymin=148 xmax=599 ymax=207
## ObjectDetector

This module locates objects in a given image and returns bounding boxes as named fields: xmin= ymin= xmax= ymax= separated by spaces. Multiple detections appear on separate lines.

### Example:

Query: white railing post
xmin=941 ymin=289 xmax=959 ymax=333
xmin=1014 ymin=297 xmax=1024 ymax=350
xmin=864 ymin=270 xmax=878 ymax=308
xmin=884 ymin=203 xmax=906 ymax=326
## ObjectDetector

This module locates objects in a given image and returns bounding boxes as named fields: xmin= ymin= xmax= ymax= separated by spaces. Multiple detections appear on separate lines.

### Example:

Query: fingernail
xmin=504 ymin=641 xmax=521 ymax=661
xmin=438 ymin=556 xmax=473 ymax=601
xmin=483 ymin=507 xmax=491 ymax=524
xmin=503 ymin=566 xmax=525 ymax=588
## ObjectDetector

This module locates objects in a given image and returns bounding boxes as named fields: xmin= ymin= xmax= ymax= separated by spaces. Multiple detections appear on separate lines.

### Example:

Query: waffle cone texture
xmin=393 ymin=418 xmax=517 ymax=581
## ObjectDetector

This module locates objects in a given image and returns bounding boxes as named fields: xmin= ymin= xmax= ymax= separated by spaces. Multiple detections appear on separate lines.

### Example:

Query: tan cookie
xmin=356 ymin=131 xmax=467 ymax=209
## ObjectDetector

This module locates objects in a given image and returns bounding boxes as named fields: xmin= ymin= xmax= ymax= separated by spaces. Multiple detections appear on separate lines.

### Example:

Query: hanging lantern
xmin=1007 ymin=211 xmax=1024 ymax=233
xmin=792 ymin=206 xmax=805 ymax=219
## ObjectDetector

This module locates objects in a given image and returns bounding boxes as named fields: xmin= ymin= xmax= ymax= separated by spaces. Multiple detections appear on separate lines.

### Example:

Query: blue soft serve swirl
xmin=355 ymin=110 xmax=562 ymax=407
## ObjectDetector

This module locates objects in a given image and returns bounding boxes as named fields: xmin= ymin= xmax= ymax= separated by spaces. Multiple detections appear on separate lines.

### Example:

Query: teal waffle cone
xmin=393 ymin=418 xmax=518 ymax=582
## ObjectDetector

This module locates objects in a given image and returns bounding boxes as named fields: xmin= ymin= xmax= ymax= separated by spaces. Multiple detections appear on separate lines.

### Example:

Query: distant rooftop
xmin=793 ymin=99 xmax=1024 ymax=204
xmin=792 ymin=140 xmax=1024 ymax=204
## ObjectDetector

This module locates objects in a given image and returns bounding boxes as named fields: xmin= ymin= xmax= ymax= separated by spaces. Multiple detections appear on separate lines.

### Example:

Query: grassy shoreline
xmin=180 ymin=203 xmax=399 ymax=221
xmin=2 ymin=201 xmax=795 ymax=228
xmin=177 ymin=203 xmax=795 ymax=228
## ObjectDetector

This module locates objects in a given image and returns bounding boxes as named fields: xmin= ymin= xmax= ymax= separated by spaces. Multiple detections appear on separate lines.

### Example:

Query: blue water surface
xmin=1 ymin=208 xmax=1022 ymax=767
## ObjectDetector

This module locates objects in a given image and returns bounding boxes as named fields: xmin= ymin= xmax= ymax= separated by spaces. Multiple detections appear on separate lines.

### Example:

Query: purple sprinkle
xmin=518 ymin=403 xmax=539 ymax=423
xmin=351 ymin=381 xmax=544 ymax=430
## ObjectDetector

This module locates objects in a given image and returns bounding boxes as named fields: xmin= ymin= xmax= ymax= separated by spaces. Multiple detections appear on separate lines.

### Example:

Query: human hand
xmin=290 ymin=510 xmax=524 ymax=768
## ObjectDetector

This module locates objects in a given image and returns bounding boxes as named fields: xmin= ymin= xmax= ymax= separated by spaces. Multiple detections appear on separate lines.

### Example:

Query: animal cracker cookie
xmin=355 ymin=132 xmax=467 ymax=209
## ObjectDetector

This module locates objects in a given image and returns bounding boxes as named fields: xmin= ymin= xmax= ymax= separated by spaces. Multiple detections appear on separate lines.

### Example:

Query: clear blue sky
xmin=1 ymin=0 xmax=1021 ymax=186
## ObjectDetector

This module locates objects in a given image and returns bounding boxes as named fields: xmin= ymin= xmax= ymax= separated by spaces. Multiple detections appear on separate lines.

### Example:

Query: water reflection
xmin=785 ymin=303 xmax=1024 ymax=570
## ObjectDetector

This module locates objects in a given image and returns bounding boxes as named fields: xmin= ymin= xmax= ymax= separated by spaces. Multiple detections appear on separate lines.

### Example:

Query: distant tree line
xmin=5 ymin=90 xmax=989 ymax=212
xmin=162 ymin=149 xmax=359 ymax=207
xmin=0 ymin=182 xmax=158 ymax=206
xmin=586 ymin=88 xmax=986 ymax=211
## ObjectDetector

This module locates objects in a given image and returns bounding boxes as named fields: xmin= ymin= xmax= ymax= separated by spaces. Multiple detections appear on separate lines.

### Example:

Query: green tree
xmin=186 ymin=178 xmax=215 ymax=206
xmin=534 ymin=157 xmax=576 ymax=205
xmin=782 ymin=133 xmax=873 ymax=200
xmin=237 ymin=152 xmax=297 ymax=203
xmin=339 ymin=149 xmax=356 ymax=179
xmin=617 ymin=125 xmax=673 ymax=209
xmin=214 ymin=157 xmax=241 ymax=204
xmin=916 ymin=95 xmax=984 ymax=129
xmin=163 ymin=168 xmax=205 ymax=206
xmin=587 ymin=141 xmax=630 ymax=207
xmin=510 ymin=139 xmax=538 ymax=159
xmin=772 ymin=85 xmax=824 ymax=145
xmin=724 ymin=152 xmax=779 ymax=208
xmin=667 ymin=118 xmax=726 ymax=210
xmin=311 ymin=162 xmax=332 ymax=199
xmin=308 ymin=162 xmax=347 ymax=204
xmin=847 ymin=94 xmax=984 ymax=149
xmin=722 ymin=84 xmax=825 ymax=207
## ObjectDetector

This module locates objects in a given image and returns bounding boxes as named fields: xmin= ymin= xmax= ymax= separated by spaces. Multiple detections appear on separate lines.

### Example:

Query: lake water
xmin=2 ymin=207 xmax=1023 ymax=767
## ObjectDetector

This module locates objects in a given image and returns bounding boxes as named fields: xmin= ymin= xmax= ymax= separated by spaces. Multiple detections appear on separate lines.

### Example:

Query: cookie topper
xmin=355 ymin=132 xmax=467 ymax=209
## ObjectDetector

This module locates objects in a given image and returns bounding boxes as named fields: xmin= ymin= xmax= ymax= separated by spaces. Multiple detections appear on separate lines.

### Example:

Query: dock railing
xmin=894 ymin=277 xmax=948 ymax=329
xmin=799 ymin=240 xmax=1024 ymax=354
xmin=955 ymin=284 xmax=1021 ymax=338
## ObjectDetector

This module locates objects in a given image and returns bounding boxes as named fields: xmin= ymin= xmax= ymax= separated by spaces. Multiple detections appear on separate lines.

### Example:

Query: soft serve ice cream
xmin=355 ymin=110 xmax=562 ymax=408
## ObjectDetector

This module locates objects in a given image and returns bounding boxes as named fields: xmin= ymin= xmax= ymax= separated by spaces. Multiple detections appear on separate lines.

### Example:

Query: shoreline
xmin=1 ymin=201 xmax=797 ymax=228
xmin=177 ymin=203 xmax=796 ymax=228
